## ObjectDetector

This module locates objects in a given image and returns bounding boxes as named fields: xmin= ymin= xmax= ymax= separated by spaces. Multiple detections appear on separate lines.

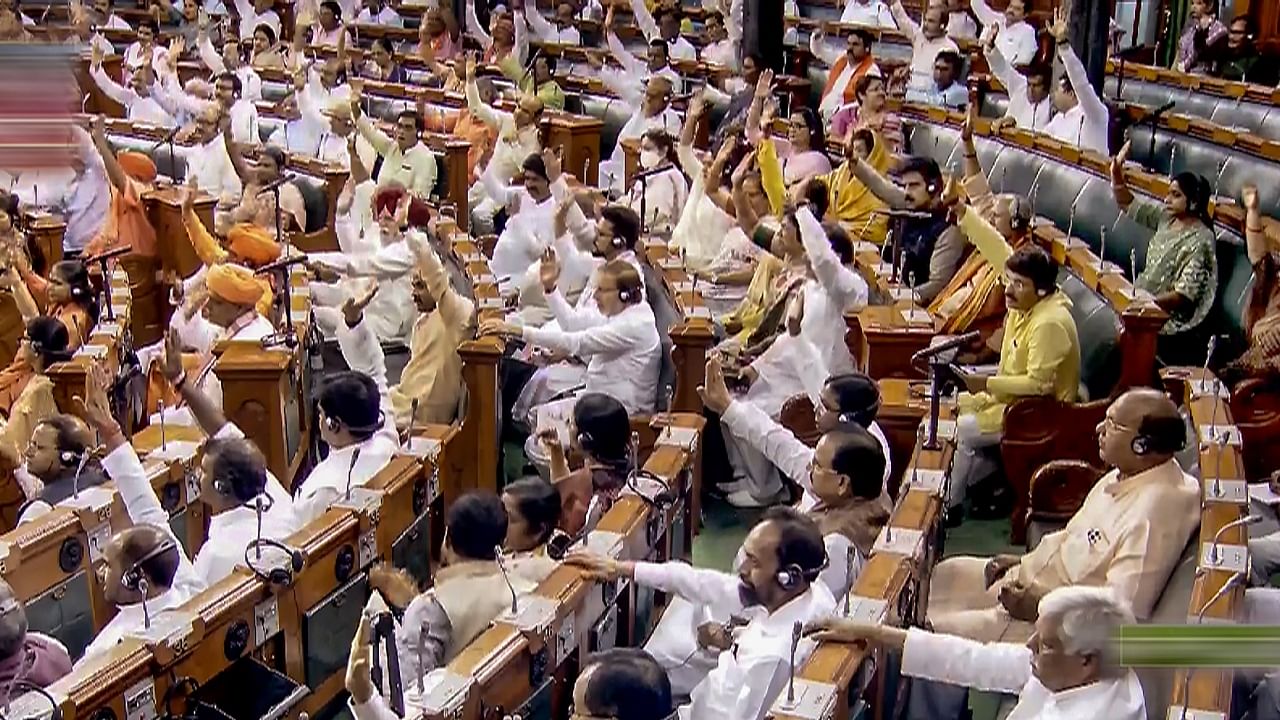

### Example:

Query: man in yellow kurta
xmin=947 ymin=204 xmax=1080 ymax=514
xmin=389 ymin=229 xmax=475 ymax=428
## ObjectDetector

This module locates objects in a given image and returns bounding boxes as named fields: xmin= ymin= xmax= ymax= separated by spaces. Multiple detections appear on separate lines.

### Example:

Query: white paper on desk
xmin=1250 ymin=483 xmax=1280 ymax=505
xmin=148 ymin=406 xmax=198 ymax=430
xmin=889 ymin=287 xmax=915 ymax=303
xmin=854 ymin=241 xmax=879 ymax=253
xmin=873 ymin=262 xmax=894 ymax=277
xmin=75 ymin=344 xmax=109 ymax=359
xmin=146 ymin=439 xmax=201 ymax=462
xmin=672 ymin=280 xmax=694 ymax=293
xmin=899 ymin=308 xmax=932 ymax=326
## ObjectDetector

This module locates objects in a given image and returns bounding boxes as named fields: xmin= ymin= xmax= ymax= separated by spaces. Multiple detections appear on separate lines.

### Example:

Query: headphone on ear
xmin=123 ymin=538 xmax=178 ymax=593
xmin=775 ymin=553 xmax=829 ymax=591
xmin=1130 ymin=419 xmax=1186 ymax=456
xmin=245 ymin=537 xmax=305 ymax=586
xmin=323 ymin=411 xmax=386 ymax=436
xmin=60 ymin=449 xmax=81 ymax=466
xmin=927 ymin=180 xmax=941 ymax=194
xmin=618 ymin=287 xmax=633 ymax=302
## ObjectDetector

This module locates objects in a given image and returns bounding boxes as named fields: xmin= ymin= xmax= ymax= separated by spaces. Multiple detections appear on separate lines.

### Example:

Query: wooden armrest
xmin=1027 ymin=459 xmax=1105 ymax=522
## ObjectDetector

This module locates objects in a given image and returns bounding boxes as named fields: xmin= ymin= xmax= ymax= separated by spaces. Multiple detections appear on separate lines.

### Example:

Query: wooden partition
xmin=772 ymin=404 xmax=952 ymax=720
xmin=42 ymin=435 xmax=451 ymax=720
xmin=421 ymin=415 xmax=703 ymax=720
xmin=1160 ymin=368 xmax=1246 ymax=718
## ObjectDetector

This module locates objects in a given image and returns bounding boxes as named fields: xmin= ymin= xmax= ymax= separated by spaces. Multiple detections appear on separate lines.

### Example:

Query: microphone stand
xmin=261 ymin=183 xmax=298 ymax=349
xmin=96 ymin=254 xmax=117 ymax=322
xmin=371 ymin=612 xmax=405 ymax=716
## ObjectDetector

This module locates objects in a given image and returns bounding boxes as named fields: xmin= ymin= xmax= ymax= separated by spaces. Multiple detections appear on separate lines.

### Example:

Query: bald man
xmin=76 ymin=371 xmax=204 ymax=665
xmin=926 ymin=389 xmax=1199 ymax=645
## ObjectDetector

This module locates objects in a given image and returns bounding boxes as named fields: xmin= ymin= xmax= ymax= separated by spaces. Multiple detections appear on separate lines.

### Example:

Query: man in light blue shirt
xmin=904 ymin=49 xmax=968 ymax=110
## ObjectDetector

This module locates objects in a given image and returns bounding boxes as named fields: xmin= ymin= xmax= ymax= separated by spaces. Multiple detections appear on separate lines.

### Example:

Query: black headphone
xmin=775 ymin=553 xmax=829 ymax=591
xmin=244 ymin=537 xmax=305 ymax=586
xmin=60 ymin=449 xmax=82 ymax=466
xmin=1130 ymin=423 xmax=1185 ymax=456
xmin=122 ymin=538 xmax=178 ymax=593
xmin=1009 ymin=196 xmax=1032 ymax=233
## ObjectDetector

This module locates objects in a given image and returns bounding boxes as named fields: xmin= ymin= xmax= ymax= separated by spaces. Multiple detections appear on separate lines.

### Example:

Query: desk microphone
xmin=1178 ymin=571 xmax=1246 ymax=720
xmin=82 ymin=246 xmax=131 ymax=266
xmin=1209 ymin=515 xmax=1261 ymax=565
xmin=786 ymin=621 xmax=802 ymax=705
xmin=254 ymin=254 xmax=310 ymax=276
xmin=256 ymin=173 xmax=297 ymax=195
xmin=842 ymin=546 xmax=856 ymax=616
xmin=344 ymin=447 xmax=362 ymax=500
xmin=494 ymin=546 xmax=519 ymax=615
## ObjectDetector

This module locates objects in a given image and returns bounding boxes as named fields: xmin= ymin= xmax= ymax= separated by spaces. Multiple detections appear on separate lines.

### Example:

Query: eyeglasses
xmin=1101 ymin=416 xmax=1140 ymax=434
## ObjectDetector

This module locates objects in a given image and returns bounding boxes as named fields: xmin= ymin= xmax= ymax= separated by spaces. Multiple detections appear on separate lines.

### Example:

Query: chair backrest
xmin=1057 ymin=269 xmax=1121 ymax=400
xmin=642 ymin=262 xmax=679 ymax=411
xmin=292 ymin=176 xmax=330 ymax=233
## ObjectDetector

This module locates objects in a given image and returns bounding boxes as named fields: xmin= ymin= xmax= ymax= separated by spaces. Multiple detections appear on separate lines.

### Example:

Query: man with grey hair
xmin=805 ymin=585 xmax=1146 ymax=719
xmin=0 ymin=580 xmax=71 ymax=701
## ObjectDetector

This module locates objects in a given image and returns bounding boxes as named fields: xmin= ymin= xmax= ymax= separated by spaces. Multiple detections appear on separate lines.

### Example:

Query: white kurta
xmin=293 ymin=318 xmax=401 ymax=525
xmin=488 ymin=188 xmax=557 ymax=285
xmin=78 ymin=444 xmax=207 ymax=667
xmin=310 ymin=234 xmax=417 ymax=343
xmin=1043 ymin=44 xmax=1109 ymax=154
xmin=625 ymin=165 xmax=689 ymax=236
xmin=970 ymin=0 xmax=1038 ymax=66
xmin=177 ymin=135 xmax=243 ymax=203
xmin=901 ymin=628 xmax=1146 ymax=720
xmin=891 ymin=2 xmax=960 ymax=93
xmin=840 ymin=0 xmax=895 ymax=27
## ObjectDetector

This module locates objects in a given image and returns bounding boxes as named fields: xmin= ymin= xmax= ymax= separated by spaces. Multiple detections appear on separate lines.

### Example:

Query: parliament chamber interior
xmin=0 ymin=0 xmax=1277 ymax=716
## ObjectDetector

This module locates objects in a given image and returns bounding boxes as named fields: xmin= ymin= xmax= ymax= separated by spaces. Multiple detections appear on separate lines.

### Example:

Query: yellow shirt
xmin=0 ymin=375 xmax=56 ymax=459
xmin=956 ymin=210 xmax=1080 ymax=433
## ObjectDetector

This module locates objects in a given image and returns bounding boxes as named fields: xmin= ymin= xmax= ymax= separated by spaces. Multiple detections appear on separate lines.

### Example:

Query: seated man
xmin=463 ymin=53 xmax=544 ymax=229
xmin=852 ymin=156 xmax=965 ymax=304
xmin=569 ymin=507 xmax=835 ymax=720
xmin=12 ymin=414 xmax=110 ymax=524
xmin=75 ymin=366 xmax=206 ymax=665
xmin=904 ymin=49 xmax=968 ymax=110
xmin=294 ymin=288 xmax=401 ymax=524
xmin=361 ymin=491 xmax=532 ymax=706
xmin=484 ymin=153 xmax=557 ymax=288
xmin=947 ymin=239 xmax=1079 ymax=515
xmin=0 ymin=578 xmax=71 ymax=695
xmin=929 ymin=388 xmax=1199 ymax=644
xmin=644 ymin=360 xmax=887 ymax=697
xmin=350 ymin=96 xmax=437 ymax=199
xmin=158 ymin=329 xmax=300 ymax=581
xmin=807 ymin=586 xmax=1145 ymax=719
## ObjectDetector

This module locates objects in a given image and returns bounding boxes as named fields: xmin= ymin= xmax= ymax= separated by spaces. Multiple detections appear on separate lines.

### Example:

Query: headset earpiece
xmin=837 ymin=413 xmax=851 ymax=424
xmin=1131 ymin=435 xmax=1149 ymax=456
xmin=122 ymin=539 xmax=177 ymax=593
xmin=775 ymin=564 xmax=802 ymax=591
xmin=60 ymin=450 xmax=78 ymax=466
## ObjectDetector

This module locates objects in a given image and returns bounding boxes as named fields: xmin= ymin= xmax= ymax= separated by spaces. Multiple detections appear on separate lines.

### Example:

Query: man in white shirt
xmin=480 ymin=152 xmax=558 ymax=286
xmin=91 ymin=0 xmax=132 ymax=29
xmin=154 ymin=71 xmax=260 ymax=144
xmin=891 ymin=0 xmax=959 ymax=93
xmin=293 ymin=291 xmax=401 ymax=524
xmin=946 ymin=0 xmax=978 ymax=40
xmin=155 ymin=331 xmax=300 ymax=582
xmin=568 ymin=507 xmax=837 ymax=720
xmin=701 ymin=10 xmax=737 ymax=69
xmin=1043 ymin=8 xmax=1109 ymax=154
xmin=463 ymin=55 xmax=543 ymax=220
xmin=522 ymin=0 xmax=578 ymax=44
xmin=49 ymin=126 xmax=110 ymax=255
xmin=351 ymin=100 xmax=438 ymax=199
xmin=176 ymin=107 xmax=243 ymax=204
xmin=601 ymin=5 xmax=685 ymax=94
xmin=73 ymin=369 xmax=205 ymax=667
xmin=267 ymin=91 xmax=324 ymax=157
xmin=806 ymin=586 xmax=1146 ymax=720
xmin=841 ymin=0 xmax=895 ymax=27
xmin=629 ymin=0 xmax=696 ymax=60
xmin=89 ymin=53 xmax=175 ymax=126
xmin=985 ymin=33 xmax=1053 ymax=132
xmin=233 ymin=0 xmax=280 ymax=41
xmin=597 ymin=75 xmax=683 ymax=194
xmin=196 ymin=28 xmax=264 ymax=101
xmin=356 ymin=0 xmax=402 ymax=26
xmin=971 ymin=0 xmax=1037 ymax=66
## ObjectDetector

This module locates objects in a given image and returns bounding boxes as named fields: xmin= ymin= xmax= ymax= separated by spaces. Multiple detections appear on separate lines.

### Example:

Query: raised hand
xmin=73 ymin=364 xmax=118 ymax=436
xmin=1243 ymin=184 xmax=1259 ymax=211
xmin=1110 ymin=139 xmax=1131 ymax=184
xmin=344 ymin=614 xmax=374 ymax=705
xmin=1049 ymin=5 xmax=1068 ymax=43
xmin=538 ymin=247 xmax=560 ymax=293
xmin=696 ymin=357 xmax=732 ymax=414
xmin=162 ymin=327 xmax=186 ymax=384
xmin=688 ymin=91 xmax=707 ymax=119
xmin=541 ymin=145 xmax=563 ymax=182
xmin=753 ymin=68 xmax=774 ymax=101
xmin=961 ymin=104 xmax=976 ymax=144
xmin=342 ymin=282 xmax=379 ymax=326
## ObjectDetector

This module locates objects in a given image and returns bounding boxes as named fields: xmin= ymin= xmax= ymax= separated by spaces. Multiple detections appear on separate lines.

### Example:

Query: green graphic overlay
xmin=1117 ymin=625 xmax=1280 ymax=668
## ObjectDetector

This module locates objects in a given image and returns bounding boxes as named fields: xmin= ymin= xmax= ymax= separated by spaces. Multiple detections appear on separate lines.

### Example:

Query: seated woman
xmin=829 ymin=75 xmax=903 ymax=155
xmin=222 ymin=143 xmax=307 ymax=236
xmin=1 ymin=261 xmax=98 ymax=353
xmin=715 ymin=183 xmax=827 ymax=366
xmin=800 ymin=128 xmax=890 ymax=244
xmin=624 ymin=129 xmax=688 ymax=236
xmin=501 ymin=477 xmax=562 ymax=585
xmin=1222 ymin=184 xmax=1280 ymax=385
xmin=534 ymin=393 xmax=634 ymax=536
xmin=747 ymin=71 xmax=831 ymax=196
xmin=482 ymin=261 xmax=660 ymax=449
xmin=249 ymin=24 xmax=286 ymax=71
xmin=0 ymin=317 xmax=74 ymax=453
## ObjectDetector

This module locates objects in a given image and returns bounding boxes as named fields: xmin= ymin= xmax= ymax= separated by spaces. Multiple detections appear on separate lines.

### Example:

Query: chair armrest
xmin=1027 ymin=459 xmax=1105 ymax=523
xmin=779 ymin=393 xmax=820 ymax=448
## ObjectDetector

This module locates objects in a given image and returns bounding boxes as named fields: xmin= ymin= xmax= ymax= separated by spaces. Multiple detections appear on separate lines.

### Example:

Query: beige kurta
xmin=927 ymin=459 xmax=1199 ymax=642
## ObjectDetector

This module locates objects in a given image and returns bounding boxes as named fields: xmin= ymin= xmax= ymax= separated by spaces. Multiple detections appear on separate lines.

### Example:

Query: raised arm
xmin=179 ymin=184 xmax=230 ymax=266
xmin=808 ymin=26 xmax=842 ymax=67
xmin=1051 ymin=10 xmax=1107 ymax=126
xmin=0 ymin=268 xmax=39 ymax=324
xmin=409 ymin=231 xmax=473 ymax=332
xmin=335 ymin=287 xmax=398 ymax=446
xmin=221 ymin=128 xmax=253 ymax=182
xmin=465 ymin=0 xmax=493 ymax=50
xmin=797 ymin=204 xmax=866 ymax=308
xmin=353 ymin=99 xmax=394 ymax=155
xmin=1109 ymin=139 xmax=1135 ymax=211
xmin=984 ymin=39 xmax=1023 ymax=98
xmin=161 ymin=328 xmax=229 ymax=436
xmin=522 ymin=0 xmax=559 ymax=41
xmin=853 ymin=157 xmax=910 ymax=207
xmin=890 ymin=0 xmax=918 ymax=41
xmin=87 ymin=117 xmax=130 ymax=193
xmin=89 ymin=56 xmax=136 ymax=109
xmin=968 ymin=0 xmax=999 ymax=27
xmin=464 ymin=58 xmax=503 ymax=129
xmin=197 ymin=30 xmax=227 ymax=73
xmin=1244 ymin=185 xmax=1273 ymax=266
xmin=628 ymin=0 xmax=660 ymax=42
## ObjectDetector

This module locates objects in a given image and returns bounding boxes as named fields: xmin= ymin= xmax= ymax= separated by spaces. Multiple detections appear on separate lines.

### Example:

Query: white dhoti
xmin=925 ymin=556 xmax=1032 ymax=644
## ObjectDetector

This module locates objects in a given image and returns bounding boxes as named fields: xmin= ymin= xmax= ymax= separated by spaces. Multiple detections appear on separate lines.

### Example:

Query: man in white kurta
xmin=927 ymin=388 xmax=1200 ymax=645
xmin=840 ymin=0 xmax=894 ymax=26
xmin=1043 ymin=15 xmax=1109 ymax=154
xmin=806 ymin=585 xmax=1147 ymax=720
xmin=891 ymin=0 xmax=959 ymax=94
xmin=971 ymin=0 xmax=1038 ymax=66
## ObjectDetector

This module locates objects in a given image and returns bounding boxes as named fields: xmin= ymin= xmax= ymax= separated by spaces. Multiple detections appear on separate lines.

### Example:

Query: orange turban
xmin=226 ymin=223 xmax=282 ymax=266
xmin=206 ymin=263 xmax=265 ymax=307
xmin=117 ymin=152 xmax=157 ymax=183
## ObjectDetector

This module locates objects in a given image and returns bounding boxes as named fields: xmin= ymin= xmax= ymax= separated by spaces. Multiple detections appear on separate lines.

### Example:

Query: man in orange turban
xmin=225 ymin=223 xmax=282 ymax=266
xmin=116 ymin=152 xmax=157 ymax=184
